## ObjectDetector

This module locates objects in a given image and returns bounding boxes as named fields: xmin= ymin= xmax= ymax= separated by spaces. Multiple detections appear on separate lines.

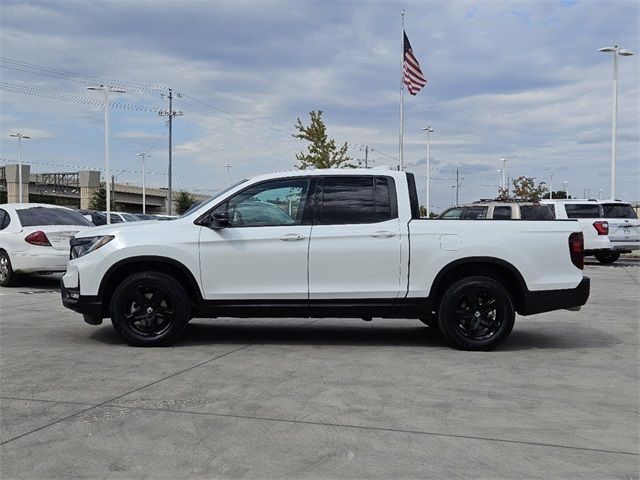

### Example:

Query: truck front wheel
xmin=110 ymin=271 xmax=190 ymax=347
xmin=438 ymin=276 xmax=515 ymax=351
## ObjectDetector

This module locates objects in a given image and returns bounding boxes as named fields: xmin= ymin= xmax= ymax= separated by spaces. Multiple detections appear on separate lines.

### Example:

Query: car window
xmin=16 ymin=207 xmax=94 ymax=227
xmin=122 ymin=213 xmax=140 ymax=222
xmin=601 ymin=203 xmax=637 ymax=219
xmin=0 ymin=209 xmax=8 ymax=230
xmin=106 ymin=213 xmax=123 ymax=223
xmin=493 ymin=206 xmax=512 ymax=220
xmin=520 ymin=205 xmax=555 ymax=220
xmin=218 ymin=177 xmax=309 ymax=227
xmin=462 ymin=206 xmax=488 ymax=219
xmin=565 ymin=204 xmax=600 ymax=218
xmin=317 ymin=176 xmax=395 ymax=225
xmin=439 ymin=207 xmax=463 ymax=219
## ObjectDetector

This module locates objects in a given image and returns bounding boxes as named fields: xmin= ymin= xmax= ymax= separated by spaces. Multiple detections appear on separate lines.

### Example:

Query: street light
xmin=422 ymin=126 xmax=434 ymax=217
xmin=9 ymin=133 xmax=31 ymax=203
xmin=549 ymin=173 xmax=554 ymax=199
xmin=500 ymin=157 xmax=508 ymax=192
xmin=598 ymin=45 xmax=634 ymax=200
xmin=137 ymin=152 xmax=150 ymax=214
xmin=87 ymin=85 xmax=126 ymax=224
xmin=564 ymin=180 xmax=569 ymax=199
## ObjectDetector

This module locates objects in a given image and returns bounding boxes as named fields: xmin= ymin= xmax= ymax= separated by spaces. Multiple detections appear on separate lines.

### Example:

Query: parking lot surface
xmin=1 ymin=258 xmax=639 ymax=479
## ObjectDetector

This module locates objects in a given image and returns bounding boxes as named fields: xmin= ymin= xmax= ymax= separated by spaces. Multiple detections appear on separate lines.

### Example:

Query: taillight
xmin=25 ymin=231 xmax=52 ymax=246
xmin=569 ymin=232 xmax=584 ymax=270
xmin=593 ymin=221 xmax=609 ymax=235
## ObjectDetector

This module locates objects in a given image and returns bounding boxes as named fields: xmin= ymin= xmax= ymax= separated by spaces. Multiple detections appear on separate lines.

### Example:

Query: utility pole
xmin=549 ymin=173 xmax=554 ymax=199
xmin=455 ymin=168 xmax=460 ymax=205
xmin=159 ymin=88 xmax=183 ymax=215
xmin=364 ymin=146 xmax=369 ymax=169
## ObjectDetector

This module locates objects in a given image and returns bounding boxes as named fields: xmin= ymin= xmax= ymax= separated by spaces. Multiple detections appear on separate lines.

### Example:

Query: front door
xmin=199 ymin=177 xmax=312 ymax=300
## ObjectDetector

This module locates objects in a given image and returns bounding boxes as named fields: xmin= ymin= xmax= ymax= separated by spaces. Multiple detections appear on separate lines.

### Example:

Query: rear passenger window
xmin=565 ymin=204 xmax=600 ymax=218
xmin=521 ymin=205 xmax=555 ymax=220
xmin=462 ymin=206 xmax=488 ymax=219
xmin=318 ymin=176 xmax=395 ymax=225
xmin=493 ymin=206 xmax=512 ymax=220
xmin=440 ymin=207 xmax=463 ymax=219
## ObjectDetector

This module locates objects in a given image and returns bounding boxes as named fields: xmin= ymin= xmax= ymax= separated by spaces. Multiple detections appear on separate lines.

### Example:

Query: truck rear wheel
xmin=438 ymin=276 xmax=515 ymax=351
xmin=594 ymin=252 xmax=620 ymax=264
xmin=110 ymin=271 xmax=190 ymax=347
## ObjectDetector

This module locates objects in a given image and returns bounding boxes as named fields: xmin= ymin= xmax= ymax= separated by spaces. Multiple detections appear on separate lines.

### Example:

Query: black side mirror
xmin=210 ymin=211 xmax=230 ymax=229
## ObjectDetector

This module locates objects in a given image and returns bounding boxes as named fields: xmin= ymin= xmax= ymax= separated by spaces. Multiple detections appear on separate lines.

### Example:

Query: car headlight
xmin=70 ymin=235 xmax=114 ymax=259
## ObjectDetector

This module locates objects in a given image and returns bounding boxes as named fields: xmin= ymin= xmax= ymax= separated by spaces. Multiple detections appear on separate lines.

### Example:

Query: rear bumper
xmin=518 ymin=277 xmax=590 ymax=316
xmin=610 ymin=240 xmax=640 ymax=252
xmin=11 ymin=249 xmax=69 ymax=274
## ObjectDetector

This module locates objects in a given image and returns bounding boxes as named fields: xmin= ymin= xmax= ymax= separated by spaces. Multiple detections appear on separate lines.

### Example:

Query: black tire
xmin=0 ymin=250 xmax=16 ymax=287
xmin=438 ymin=276 xmax=515 ymax=351
xmin=110 ymin=271 xmax=190 ymax=347
xmin=594 ymin=252 xmax=620 ymax=264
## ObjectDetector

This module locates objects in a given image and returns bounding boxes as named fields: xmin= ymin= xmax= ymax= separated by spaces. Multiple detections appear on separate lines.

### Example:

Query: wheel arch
xmin=98 ymin=256 xmax=202 ymax=317
xmin=428 ymin=257 xmax=528 ymax=314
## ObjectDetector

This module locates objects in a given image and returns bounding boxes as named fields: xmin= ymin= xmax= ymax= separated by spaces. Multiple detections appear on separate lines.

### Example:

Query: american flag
xmin=403 ymin=31 xmax=427 ymax=95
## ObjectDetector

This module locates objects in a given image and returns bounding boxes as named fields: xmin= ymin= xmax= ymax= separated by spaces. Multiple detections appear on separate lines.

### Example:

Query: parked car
xmin=77 ymin=209 xmax=107 ymax=226
xmin=541 ymin=199 xmax=639 ymax=264
xmin=438 ymin=202 xmax=555 ymax=220
xmin=0 ymin=204 xmax=94 ymax=286
xmin=101 ymin=212 xmax=141 ymax=223
xmin=62 ymin=169 xmax=589 ymax=351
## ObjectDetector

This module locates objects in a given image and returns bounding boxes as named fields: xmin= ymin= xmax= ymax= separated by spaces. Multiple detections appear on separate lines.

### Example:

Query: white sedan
xmin=0 ymin=203 xmax=94 ymax=287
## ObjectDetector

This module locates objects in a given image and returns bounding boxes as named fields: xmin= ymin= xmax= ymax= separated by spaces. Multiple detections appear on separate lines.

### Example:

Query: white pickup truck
xmin=61 ymin=169 xmax=590 ymax=350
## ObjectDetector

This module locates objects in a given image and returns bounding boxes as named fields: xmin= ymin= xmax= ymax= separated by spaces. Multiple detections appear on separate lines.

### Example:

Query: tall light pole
xmin=549 ymin=173 xmax=554 ymax=199
xmin=9 ymin=133 xmax=31 ymax=203
xmin=422 ymin=126 xmax=434 ymax=217
xmin=500 ymin=157 xmax=507 ymax=192
xmin=564 ymin=180 xmax=569 ymax=199
xmin=87 ymin=85 xmax=125 ymax=224
xmin=224 ymin=164 xmax=233 ymax=186
xmin=137 ymin=152 xmax=150 ymax=214
xmin=598 ymin=45 xmax=634 ymax=200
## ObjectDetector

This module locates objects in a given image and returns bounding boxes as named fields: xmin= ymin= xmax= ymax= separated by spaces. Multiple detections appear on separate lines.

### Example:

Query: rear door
xmin=308 ymin=175 xmax=401 ymax=300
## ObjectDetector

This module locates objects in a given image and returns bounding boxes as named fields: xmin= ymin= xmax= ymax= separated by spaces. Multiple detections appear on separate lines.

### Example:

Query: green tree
xmin=498 ymin=176 xmax=548 ymax=202
xmin=293 ymin=110 xmax=357 ymax=169
xmin=174 ymin=190 xmax=197 ymax=215
xmin=88 ymin=183 xmax=115 ymax=211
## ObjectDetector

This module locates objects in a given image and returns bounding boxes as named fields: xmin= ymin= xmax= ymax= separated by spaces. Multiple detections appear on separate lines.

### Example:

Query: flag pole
xmin=399 ymin=9 xmax=405 ymax=171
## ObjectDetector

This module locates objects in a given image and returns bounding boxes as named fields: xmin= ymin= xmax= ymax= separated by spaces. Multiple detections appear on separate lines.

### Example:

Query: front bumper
xmin=60 ymin=279 xmax=103 ymax=325
xmin=518 ymin=277 xmax=590 ymax=316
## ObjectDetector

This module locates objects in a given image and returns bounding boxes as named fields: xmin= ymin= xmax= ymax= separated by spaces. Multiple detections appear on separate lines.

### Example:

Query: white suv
xmin=542 ymin=199 xmax=639 ymax=264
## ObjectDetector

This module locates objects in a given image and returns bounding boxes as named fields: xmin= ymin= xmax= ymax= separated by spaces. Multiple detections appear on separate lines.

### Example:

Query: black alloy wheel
xmin=438 ymin=276 xmax=515 ymax=351
xmin=110 ymin=271 xmax=190 ymax=347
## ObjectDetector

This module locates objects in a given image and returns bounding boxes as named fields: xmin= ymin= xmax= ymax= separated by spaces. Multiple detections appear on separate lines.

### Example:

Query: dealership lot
xmin=1 ymin=258 xmax=638 ymax=479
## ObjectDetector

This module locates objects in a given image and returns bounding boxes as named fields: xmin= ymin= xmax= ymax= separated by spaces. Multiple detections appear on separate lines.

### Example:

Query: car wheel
xmin=110 ymin=271 xmax=190 ymax=347
xmin=0 ymin=250 xmax=16 ymax=287
xmin=594 ymin=252 xmax=620 ymax=264
xmin=438 ymin=276 xmax=515 ymax=351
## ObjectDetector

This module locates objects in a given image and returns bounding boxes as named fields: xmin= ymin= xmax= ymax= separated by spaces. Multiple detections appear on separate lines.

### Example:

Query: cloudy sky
xmin=1 ymin=0 xmax=638 ymax=211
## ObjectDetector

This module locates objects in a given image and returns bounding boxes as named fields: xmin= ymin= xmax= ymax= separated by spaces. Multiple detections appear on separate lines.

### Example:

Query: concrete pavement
xmin=1 ymin=259 xmax=638 ymax=479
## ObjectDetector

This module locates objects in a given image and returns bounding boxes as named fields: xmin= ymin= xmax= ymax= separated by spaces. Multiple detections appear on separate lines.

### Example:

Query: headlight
xmin=70 ymin=235 xmax=114 ymax=259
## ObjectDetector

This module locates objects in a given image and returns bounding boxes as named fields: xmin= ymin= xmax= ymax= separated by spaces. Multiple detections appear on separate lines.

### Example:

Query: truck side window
xmin=493 ymin=206 xmax=512 ymax=220
xmin=215 ymin=178 xmax=310 ymax=227
xmin=318 ymin=176 xmax=394 ymax=225
xmin=440 ymin=207 xmax=463 ymax=219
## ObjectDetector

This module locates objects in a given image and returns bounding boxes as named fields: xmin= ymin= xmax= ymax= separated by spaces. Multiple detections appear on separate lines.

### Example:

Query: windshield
xmin=17 ymin=207 xmax=94 ymax=227
xmin=601 ymin=204 xmax=637 ymax=219
xmin=179 ymin=179 xmax=249 ymax=218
